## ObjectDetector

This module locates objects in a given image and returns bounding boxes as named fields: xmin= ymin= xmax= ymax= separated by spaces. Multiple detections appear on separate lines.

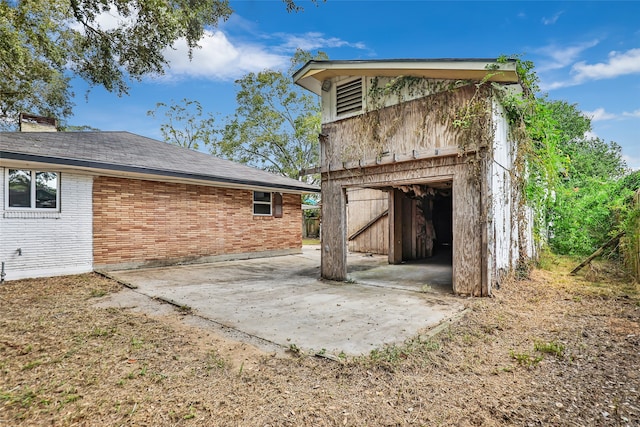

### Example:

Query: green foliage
xmin=496 ymin=57 xmax=634 ymax=259
xmin=550 ymin=177 xmax=633 ymax=255
xmin=510 ymin=350 xmax=543 ymax=368
xmin=534 ymin=340 xmax=565 ymax=357
xmin=214 ymin=50 xmax=327 ymax=181
xmin=539 ymin=101 xmax=631 ymax=255
xmin=148 ymin=98 xmax=217 ymax=150
xmin=1 ymin=0 xmax=313 ymax=128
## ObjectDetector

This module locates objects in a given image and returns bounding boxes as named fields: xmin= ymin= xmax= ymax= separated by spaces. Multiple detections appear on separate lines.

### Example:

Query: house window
xmin=336 ymin=78 xmax=363 ymax=116
xmin=253 ymin=191 xmax=284 ymax=217
xmin=253 ymin=191 xmax=272 ymax=216
xmin=7 ymin=169 xmax=59 ymax=210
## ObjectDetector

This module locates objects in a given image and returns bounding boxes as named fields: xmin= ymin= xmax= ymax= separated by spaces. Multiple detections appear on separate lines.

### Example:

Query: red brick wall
xmin=93 ymin=177 xmax=302 ymax=267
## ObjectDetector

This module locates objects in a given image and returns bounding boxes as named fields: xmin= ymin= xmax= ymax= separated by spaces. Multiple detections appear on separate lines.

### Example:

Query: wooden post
xmin=389 ymin=189 xmax=403 ymax=264
xmin=320 ymin=180 xmax=347 ymax=281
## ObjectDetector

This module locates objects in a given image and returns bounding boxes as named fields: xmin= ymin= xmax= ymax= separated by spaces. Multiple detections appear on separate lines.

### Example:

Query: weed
xmin=510 ymin=350 xmax=543 ymax=368
xmin=184 ymin=406 xmax=197 ymax=420
xmin=369 ymin=345 xmax=408 ymax=365
xmin=130 ymin=337 xmax=144 ymax=349
xmin=63 ymin=394 xmax=81 ymax=404
xmin=534 ymin=340 xmax=565 ymax=357
xmin=154 ymin=373 xmax=168 ymax=383
xmin=89 ymin=327 xmax=115 ymax=337
xmin=420 ymin=284 xmax=432 ymax=293
xmin=177 ymin=304 xmax=192 ymax=314
xmin=89 ymin=288 xmax=107 ymax=298
xmin=206 ymin=350 xmax=226 ymax=370
xmin=21 ymin=359 xmax=43 ymax=371
xmin=288 ymin=343 xmax=302 ymax=355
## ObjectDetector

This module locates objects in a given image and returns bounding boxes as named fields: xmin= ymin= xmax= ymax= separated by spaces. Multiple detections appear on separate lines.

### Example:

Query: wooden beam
xmin=570 ymin=232 xmax=625 ymax=275
xmin=347 ymin=209 xmax=389 ymax=241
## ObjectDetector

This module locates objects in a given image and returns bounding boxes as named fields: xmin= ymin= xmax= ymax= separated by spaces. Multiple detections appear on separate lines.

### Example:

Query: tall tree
xmin=0 ymin=0 xmax=314 ymax=128
xmin=213 ymin=50 xmax=327 ymax=181
xmin=148 ymin=99 xmax=217 ymax=150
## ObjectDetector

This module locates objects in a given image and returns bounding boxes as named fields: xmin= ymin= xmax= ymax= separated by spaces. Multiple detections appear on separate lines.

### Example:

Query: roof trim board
xmin=293 ymin=58 xmax=519 ymax=95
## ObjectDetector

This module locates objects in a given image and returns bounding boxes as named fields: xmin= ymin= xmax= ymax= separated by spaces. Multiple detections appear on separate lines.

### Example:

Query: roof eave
xmin=293 ymin=58 xmax=519 ymax=95
xmin=0 ymin=151 xmax=320 ymax=194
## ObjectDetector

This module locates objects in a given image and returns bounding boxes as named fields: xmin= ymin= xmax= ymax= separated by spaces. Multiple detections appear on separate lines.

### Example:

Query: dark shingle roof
xmin=0 ymin=131 xmax=318 ymax=193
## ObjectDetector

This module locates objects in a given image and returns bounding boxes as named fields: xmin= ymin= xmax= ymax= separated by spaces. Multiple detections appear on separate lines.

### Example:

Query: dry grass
xmin=1 ymin=259 xmax=638 ymax=426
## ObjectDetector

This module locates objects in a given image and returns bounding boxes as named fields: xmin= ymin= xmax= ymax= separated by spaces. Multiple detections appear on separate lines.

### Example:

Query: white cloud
xmin=275 ymin=32 xmax=366 ymax=52
xmin=160 ymin=30 xmax=366 ymax=81
xmin=162 ymin=30 xmax=288 ymax=80
xmin=583 ymin=108 xmax=617 ymax=122
xmin=572 ymin=48 xmax=640 ymax=82
xmin=540 ymin=46 xmax=640 ymax=90
xmin=542 ymin=11 xmax=563 ymax=25
xmin=623 ymin=154 xmax=640 ymax=171
xmin=623 ymin=109 xmax=640 ymax=118
xmin=68 ymin=5 xmax=136 ymax=32
xmin=535 ymin=40 xmax=599 ymax=72
xmin=584 ymin=130 xmax=599 ymax=140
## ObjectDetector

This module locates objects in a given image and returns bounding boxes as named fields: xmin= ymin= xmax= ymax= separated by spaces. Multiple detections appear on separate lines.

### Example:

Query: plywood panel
xmin=347 ymin=188 xmax=389 ymax=254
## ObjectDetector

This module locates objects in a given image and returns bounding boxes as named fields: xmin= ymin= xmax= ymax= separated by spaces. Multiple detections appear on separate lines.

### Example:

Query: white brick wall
xmin=0 ymin=168 xmax=94 ymax=280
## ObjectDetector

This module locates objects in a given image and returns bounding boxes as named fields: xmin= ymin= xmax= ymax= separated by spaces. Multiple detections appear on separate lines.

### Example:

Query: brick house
xmin=0 ymin=126 xmax=318 ymax=281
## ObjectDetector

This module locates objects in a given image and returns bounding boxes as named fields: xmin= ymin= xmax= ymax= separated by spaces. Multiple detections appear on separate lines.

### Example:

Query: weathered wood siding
xmin=319 ymin=81 xmax=530 ymax=296
xmin=347 ymin=188 xmax=388 ymax=254
xmin=324 ymin=86 xmax=475 ymax=168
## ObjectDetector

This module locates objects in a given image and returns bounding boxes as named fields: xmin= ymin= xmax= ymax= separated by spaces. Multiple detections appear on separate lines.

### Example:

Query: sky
xmin=68 ymin=0 xmax=640 ymax=168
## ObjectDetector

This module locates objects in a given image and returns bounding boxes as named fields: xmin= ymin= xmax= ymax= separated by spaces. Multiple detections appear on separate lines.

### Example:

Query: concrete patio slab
xmin=104 ymin=246 xmax=464 ymax=356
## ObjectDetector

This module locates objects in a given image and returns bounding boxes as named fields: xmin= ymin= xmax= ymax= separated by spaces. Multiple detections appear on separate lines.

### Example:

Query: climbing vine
xmin=333 ymin=56 xmax=638 ymax=271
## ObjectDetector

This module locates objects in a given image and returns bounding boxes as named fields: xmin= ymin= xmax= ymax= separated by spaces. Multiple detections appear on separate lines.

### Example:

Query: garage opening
xmin=345 ymin=183 xmax=453 ymax=293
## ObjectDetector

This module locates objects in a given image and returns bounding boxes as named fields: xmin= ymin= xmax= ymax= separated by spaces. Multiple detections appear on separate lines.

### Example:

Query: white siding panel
xmin=0 ymin=169 xmax=93 ymax=280
xmin=490 ymin=101 xmax=520 ymax=283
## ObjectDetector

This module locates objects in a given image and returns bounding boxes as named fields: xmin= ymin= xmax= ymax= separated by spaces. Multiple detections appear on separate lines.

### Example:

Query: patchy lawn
xmin=1 ymin=258 xmax=638 ymax=426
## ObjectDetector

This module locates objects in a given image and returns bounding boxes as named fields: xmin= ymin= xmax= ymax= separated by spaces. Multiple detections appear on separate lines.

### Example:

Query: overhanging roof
xmin=293 ymin=58 xmax=519 ymax=95
xmin=0 ymin=132 xmax=319 ymax=193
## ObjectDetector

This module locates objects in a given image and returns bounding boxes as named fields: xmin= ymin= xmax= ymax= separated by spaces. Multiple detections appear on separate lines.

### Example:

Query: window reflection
xmin=8 ymin=169 xmax=31 ymax=208
xmin=7 ymin=169 xmax=58 ymax=209
xmin=36 ymin=172 xmax=58 ymax=209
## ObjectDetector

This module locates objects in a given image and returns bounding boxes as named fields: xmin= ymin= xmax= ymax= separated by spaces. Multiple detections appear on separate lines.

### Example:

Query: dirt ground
xmin=1 ymin=256 xmax=638 ymax=426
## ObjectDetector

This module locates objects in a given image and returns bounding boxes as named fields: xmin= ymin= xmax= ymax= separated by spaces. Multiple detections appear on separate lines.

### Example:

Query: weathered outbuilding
xmin=294 ymin=59 xmax=534 ymax=296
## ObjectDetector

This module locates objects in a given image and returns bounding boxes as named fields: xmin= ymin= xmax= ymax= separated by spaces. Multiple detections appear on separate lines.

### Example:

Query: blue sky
xmin=69 ymin=1 xmax=640 ymax=168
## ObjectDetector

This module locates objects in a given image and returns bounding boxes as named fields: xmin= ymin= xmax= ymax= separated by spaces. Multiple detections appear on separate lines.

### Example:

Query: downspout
xmin=1 ymin=261 xmax=5 ymax=283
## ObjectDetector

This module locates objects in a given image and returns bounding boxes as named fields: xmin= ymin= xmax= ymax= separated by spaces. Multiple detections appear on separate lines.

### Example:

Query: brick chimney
xmin=19 ymin=113 xmax=58 ymax=132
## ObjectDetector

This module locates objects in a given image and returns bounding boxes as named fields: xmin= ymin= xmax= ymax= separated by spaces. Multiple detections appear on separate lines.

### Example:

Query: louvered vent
xmin=336 ymin=78 xmax=362 ymax=116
